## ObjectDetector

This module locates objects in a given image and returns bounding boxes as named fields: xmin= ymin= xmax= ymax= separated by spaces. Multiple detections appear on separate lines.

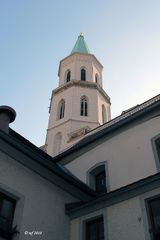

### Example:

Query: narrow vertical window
xmin=85 ymin=216 xmax=104 ymax=240
xmin=66 ymin=70 xmax=71 ymax=82
xmin=0 ymin=192 xmax=16 ymax=236
xmin=81 ymin=68 xmax=86 ymax=81
xmin=155 ymin=137 xmax=160 ymax=162
xmin=95 ymin=73 xmax=98 ymax=83
xmin=147 ymin=196 xmax=160 ymax=239
xmin=88 ymin=164 xmax=107 ymax=194
xmin=58 ymin=100 xmax=65 ymax=120
xmin=102 ymin=105 xmax=107 ymax=124
xmin=95 ymin=171 xmax=106 ymax=193
xmin=80 ymin=97 xmax=88 ymax=116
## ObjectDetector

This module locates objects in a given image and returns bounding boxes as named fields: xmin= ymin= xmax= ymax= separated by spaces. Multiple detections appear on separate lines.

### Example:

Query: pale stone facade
xmin=45 ymin=40 xmax=111 ymax=156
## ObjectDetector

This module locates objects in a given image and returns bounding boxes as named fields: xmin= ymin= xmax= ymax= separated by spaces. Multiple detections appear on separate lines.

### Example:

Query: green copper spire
xmin=71 ymin=33 xmax=90 ymax=54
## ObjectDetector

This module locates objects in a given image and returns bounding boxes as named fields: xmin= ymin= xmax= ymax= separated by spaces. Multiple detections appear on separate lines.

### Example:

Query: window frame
xmin=85 ymin=215 xmax=104 ymax=240
xmin=81 ymin=68 xmax=86 ymax=81
xmin=145 ymin=194 xmax=160 ymax=240
xmin=102 ymin=105 xmax=107 ymax=124
xmin=95 ymin=73 xmax=99 ymax=84
xmin=87 ymin=162 xmax=110 ymax=194
xmin=80 ymin=96 xmax=88 ymax=117
xmin=0 ymin=180 xmax=24 ymax=240
xmin=79 ymin=210 xmax=107 ymax=240
xmin=66 ymin=70 xmax=71 ymax=83
xmin=57 ymin=99 xmax=65 ymax=120
xmin=0 ymin=189 xmax=20 ymax=240
xmin=151 ymin=134 xmax=160 ymax=171
xmin=0 ymin=192 xmax=16 ymax=231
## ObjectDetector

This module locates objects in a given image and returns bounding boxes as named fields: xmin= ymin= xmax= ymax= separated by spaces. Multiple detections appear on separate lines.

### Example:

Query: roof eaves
xmin=66 ymin=172 xmax=160 ymax=218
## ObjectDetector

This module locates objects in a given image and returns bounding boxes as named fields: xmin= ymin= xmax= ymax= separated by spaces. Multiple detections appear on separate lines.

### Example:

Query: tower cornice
xmin=49 ymin=80 xmax=110 ymax=113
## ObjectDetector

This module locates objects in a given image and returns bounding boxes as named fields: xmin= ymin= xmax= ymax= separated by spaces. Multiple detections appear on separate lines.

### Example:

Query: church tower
xmin=45 ymin=33 xmax=111 ymax=156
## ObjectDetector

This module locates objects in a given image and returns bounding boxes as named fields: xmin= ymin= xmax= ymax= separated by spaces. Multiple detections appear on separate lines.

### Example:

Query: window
xmin=81 ymin=68 xmax=86 ymax=81
xmin=58 ymin=100 xmax=65 ymax=119
xmin=0 ymin=192 xmax=16 ymax=239
xmin=80 ymin=97 xmax=88 ymax=116
xmin=146 ymin=195 xmax=160 ymax=240
xmin=95 ymin=171 xmax=106 ymax=193
xmin=152 ymin=135 xmax=160 ymax=170
xmin=102 ymin=105 xmax=107 ymax=124
xmin=85 ymin=216 xmax=104 ymax=240
xmin=88 ymin=164 xmax=107 ymax=194
xmin=95 ymin=73 xmax=98 ymax=83
xmin=66 ymin=70 xmax=71 ymax=82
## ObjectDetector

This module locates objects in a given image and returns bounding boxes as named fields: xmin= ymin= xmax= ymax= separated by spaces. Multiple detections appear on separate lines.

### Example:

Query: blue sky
xmin=1 ymin=0 xmax=160 ymax=146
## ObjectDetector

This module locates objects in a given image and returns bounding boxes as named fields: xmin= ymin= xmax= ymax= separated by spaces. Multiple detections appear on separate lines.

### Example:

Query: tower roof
xmin=71 ymin=33 xmax=90 ymax=54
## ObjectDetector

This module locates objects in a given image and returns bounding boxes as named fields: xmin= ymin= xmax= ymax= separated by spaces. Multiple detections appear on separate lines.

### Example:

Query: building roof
xmin=71 ymin=33 xmax=90 ymax=54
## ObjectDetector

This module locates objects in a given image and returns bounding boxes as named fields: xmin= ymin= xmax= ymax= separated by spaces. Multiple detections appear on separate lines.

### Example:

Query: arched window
xmin=102 ymin=105 xmax=107 ymax=124
xmin=87 ymin=163 xmax=107 ymax=194
xmin=66 ymin=70 xmax=71 ymax=82
xmin=58 ymin=99 xmax=65 ymax=120
xmin=95 ymin=73 xmax=99 ymax=83
xmin=80 ymin=96 xmax=88 ymax=116
xmin=81 ymin=68 xmax=86 ymax=81
xmin=54 ymin=132 xmax=62 ymax=155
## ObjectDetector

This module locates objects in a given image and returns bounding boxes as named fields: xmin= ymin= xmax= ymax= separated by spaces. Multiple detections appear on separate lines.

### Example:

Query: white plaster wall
xmin=107 ymin=197 xmax=146 ymax=240
xmin=65 ymin=116 xmax=159 ymax=190
xmin=0 ymin=150 xmax=76 ymax=240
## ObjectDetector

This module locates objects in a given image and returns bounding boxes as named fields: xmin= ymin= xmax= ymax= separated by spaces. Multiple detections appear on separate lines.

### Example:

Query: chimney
xmin=0 ymin=106 xmax=16 ymax=133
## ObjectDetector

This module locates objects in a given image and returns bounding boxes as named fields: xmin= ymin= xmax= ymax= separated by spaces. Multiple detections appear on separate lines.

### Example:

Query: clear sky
xmin=1 ymin=0 xmax=160 ymax=146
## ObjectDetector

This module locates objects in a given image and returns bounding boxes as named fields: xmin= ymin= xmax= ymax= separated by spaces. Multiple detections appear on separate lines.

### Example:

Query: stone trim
xmin=50 ymin=80 xmax=110 ymax=103
xmin=46 ymin=118 xmax=99 ymax=131
xmin=86 ymin=161 xmax=110 ymax=192
xmin=79 ymin=210 xmax=108 ymax=240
